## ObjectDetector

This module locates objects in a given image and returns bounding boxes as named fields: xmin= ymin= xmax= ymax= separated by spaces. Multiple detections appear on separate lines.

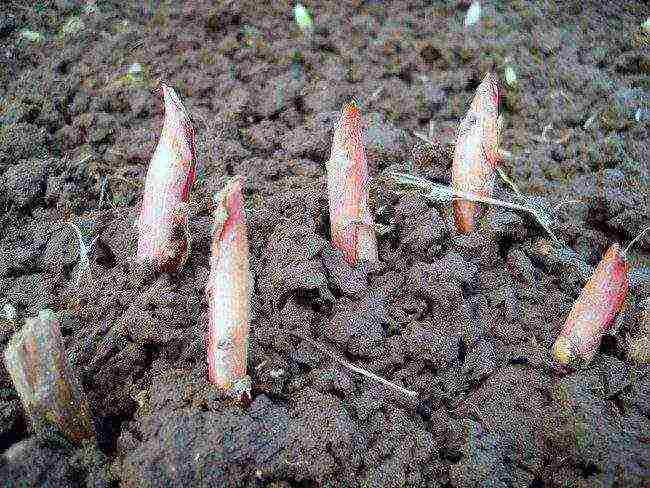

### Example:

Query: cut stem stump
xmin=4 ymin=310 xmax=95 ymax=444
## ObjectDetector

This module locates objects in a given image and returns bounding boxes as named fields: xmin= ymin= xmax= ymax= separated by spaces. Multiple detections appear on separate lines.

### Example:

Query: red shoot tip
xmin=326 ymin=103 xmax=378 ymax=264
xmin=136 ymin=84 xmax=197 ymax=272
xmin=552 ymin=243 xmax=629 ymax=367
xmin=206 ymin=177 xmax=251 ymax=400
xmin=451 ymin=72 xmax=502 ymax=234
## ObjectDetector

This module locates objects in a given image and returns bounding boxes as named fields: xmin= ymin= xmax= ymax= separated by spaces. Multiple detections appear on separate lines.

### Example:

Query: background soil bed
xmin=0 ymin=1 xmax=648 ymax=487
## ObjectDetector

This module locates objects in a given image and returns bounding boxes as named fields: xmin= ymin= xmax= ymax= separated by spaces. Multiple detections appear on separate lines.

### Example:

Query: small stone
xmin=506 ymin=248 xmax=536 ymax=284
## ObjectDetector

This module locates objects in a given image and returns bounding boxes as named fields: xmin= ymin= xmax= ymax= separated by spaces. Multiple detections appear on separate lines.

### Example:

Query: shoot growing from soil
xmin=206 ymin=177 xmax=252 ymax=401
xmin=4 ymin=310 xmax=95 ymax=444
xmin=326 ymin=102 xmax=378 ymax=264
xmin=552 ymin=227 xmax=650 ymax=368
xmin=451 ymin=72 xmax=503 ymax=234
xmin=136 ymin=83 xmax=196 ymax=273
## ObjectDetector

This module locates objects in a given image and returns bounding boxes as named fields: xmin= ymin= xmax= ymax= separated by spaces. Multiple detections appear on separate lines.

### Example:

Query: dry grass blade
xmin=624 ymin=226 xmax=650 ymax=255
xmin=66 ymin=222 xmax=99 ymax=287
xmin=288 ymin=331 xmax=418 ymax=398
xmin=496 ymin=167 xmax=522 ymax=198
xmin=385 ymin=171 xmax=561 ymax=242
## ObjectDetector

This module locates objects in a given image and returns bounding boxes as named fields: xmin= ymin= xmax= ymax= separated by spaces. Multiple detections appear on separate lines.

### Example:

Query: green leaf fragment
xmin=61 ymin=16 xmax=84 ymax=36
xmin=19 ymin=30 xmax=44 ymax=42
xmin=464 ymin=1 xmax=481 ymax=27
xmin=294 ymin=3 xmax=313 ymax=31
xmin=504 ymin=63 xmax=517 ymax=87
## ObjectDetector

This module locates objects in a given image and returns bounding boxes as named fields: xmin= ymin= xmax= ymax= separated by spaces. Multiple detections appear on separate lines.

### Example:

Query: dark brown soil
xmin=0 ymin=1 xmax=649 ymax=487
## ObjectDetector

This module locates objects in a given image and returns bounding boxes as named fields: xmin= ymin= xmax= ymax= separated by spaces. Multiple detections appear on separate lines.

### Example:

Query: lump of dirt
xmin=321 ymin=247 xmax=369 ymax=298
xmin=400 ymin=207 xmax=447 ymax=256
xmin=361 ymin=405 xmax=437 ymax=488
xmin=283 ymin=389 xmax=355 ymax=482
xmin=122 ymin=395 xmax=288 ymax=486
xmin=445 ymin=419 xmax=514 ymax=488
xmin=365 ymin=112 xmax=409 ymax=169
xmin=75 ymin=112 xmax=117 ymax=144
xmin=0 ymin=123 xmax=48 ymax=170
xmin=101 ymin=211 xmax=139 ymax=265
xmin=0 ymin=433 xmax=111 ymax=487
xmin=42 ymin=224 xmax=80 ymax=274
xmin=4 ymin=273 xmax=55 ymax=315
xmin=325 ymin=304 xmax=386 ymax=357
xmin=407 ymin=262 xmax=464 ymax=311
xmin=550 ymin=374 xmax=650 ymax=487
xmin=457 ymin=365 xmax=548 ymax=472
xmin=620 ymin=372 xmax=650 ymax=417
xmin=2 ymin=159 xmax=48 ymax=208
xmin=403 ymin=321 xmax=461 ymax=370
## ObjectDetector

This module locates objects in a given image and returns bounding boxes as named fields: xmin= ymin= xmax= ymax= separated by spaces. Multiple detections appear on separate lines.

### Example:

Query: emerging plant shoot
xmin=552 ymin=227 xmax=650 ymax=368
xmin=451 ymin=72 xmax=503 ymax=234
xmin=326 ymin=101 xmax=378 ymax=265
xmin=137 ymin=83 xmax=196 ymax=272
xmin=4 ymin=310 xmax=95 ymax=444
xmin=206 ymin=177 xmax=252 ymax=401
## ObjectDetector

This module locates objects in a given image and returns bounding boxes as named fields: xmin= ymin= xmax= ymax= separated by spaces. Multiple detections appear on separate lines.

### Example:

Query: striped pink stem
xmin=326 ymin=102 xmax=378 ymax=265
xmin=451 ymin=72 xmax=502 ymax=233
xmin=206 ymin=177 xmax=251 ymax=400
xmin=137 ymin=83 xmax=196 ymax=272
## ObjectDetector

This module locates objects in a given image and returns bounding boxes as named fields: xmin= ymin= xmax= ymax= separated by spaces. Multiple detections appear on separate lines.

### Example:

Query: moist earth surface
xmin=0 ymin=1 xmax=649 ymax=487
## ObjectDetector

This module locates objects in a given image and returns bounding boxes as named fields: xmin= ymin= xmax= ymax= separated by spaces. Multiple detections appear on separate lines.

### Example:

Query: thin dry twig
xmin=496 ymin=167 xmax=523 ymax=198
xmin=386 ymin=171 xmax=562 ymax=242
xmin=66 ymin=222 xmax=99 ymax=288
xmin=288 ymin=330 xmax=418 ymax=398
xmin=625 ymin=226 xmax=650 ymax=255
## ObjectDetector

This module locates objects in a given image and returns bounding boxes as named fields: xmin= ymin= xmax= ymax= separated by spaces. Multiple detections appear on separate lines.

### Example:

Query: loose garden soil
xmin=0 ymin=1 xmax=648 ymax=487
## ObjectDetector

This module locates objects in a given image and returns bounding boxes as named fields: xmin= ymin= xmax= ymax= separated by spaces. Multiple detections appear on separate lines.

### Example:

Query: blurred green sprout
xmin=3 ymin=304 xmax=17 ymax=322
xmin=60 ymin=16 xmax=85 ymax=36
xmin=642 ymin=18 xmax=650 ymax=33
xmin=19 ymin=29 xmax=44 ymax=43
xmin=294 ymin=3 xmax=313 ymax=32
xmin=464 ymin=1 xmax=481 ymax=27
xmin=504 ymin=58 xmax=518 ymax=87
xmin=84 ymin=1 xmax=99 ymax=15
xmin=240 ymin=25 xmax=260 ymax=47
xmin=127 ymin=63 xmax=144 ymax=82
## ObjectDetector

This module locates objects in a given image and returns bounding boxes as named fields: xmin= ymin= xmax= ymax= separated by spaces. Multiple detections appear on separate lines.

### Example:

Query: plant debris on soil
xmin=0 ymin=1 xmax=649 ymax=487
